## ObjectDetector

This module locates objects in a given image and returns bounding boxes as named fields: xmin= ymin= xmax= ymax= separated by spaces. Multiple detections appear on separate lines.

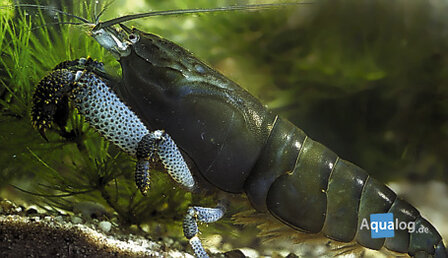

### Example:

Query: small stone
xmin=239 ymin=248 xmax=259 ymax=258
xmin=98 ymin=221 xmax=111 ymax=233
xmin=162 ymin=237 xmax=174 ymax=247
xmin=54 ymin=216 xmax=64 ymax=223
xmin=15 ymin=207 xmax=22 ymax=213
xmin=26 ymin=208 xmax=38 ymax=215
xmin=223 ymin=249 xmax=246 ymax=258
xmin=71 ymin=216 xmax=83 ymax=224
xmin=0 ymin=200 xmax=17 ymax=214
xmin=73 ymin=201 xmax=107 ymax=219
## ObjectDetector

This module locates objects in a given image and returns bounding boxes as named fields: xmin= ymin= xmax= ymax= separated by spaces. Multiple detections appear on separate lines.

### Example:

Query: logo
xmin=359 ymin=213 xmax=429 ymax=239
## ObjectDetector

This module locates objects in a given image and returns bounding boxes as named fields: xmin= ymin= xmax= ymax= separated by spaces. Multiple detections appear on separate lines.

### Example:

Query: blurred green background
xmin=0 ymin=0 xmax=447 ymax=250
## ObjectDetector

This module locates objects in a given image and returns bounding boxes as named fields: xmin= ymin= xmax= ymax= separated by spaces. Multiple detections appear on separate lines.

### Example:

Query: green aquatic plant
xmin=0 ymin=0 xmax=200 ymax=232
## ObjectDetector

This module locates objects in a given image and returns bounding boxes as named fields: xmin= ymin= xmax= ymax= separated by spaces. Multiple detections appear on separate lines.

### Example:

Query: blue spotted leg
xmin=136 ymin=130 xmax=195 ymax=195
xmin=183 ymin=206 xmax=226 ymax=258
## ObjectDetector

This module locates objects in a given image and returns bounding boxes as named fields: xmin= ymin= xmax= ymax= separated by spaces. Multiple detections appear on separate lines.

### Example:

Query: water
xmin=0 ymin=0 xmax=447 ymax=256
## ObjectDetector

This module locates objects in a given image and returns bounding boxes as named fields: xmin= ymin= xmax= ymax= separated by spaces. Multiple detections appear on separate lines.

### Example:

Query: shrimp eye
xmin=128 ymin=33 xmax=139 ymax=44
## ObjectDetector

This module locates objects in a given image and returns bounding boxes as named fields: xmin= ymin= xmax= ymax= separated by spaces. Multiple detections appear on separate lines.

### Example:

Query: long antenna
xmin=95 ymin=2 xmax=312 ymax=30
xmin=5 ymin=2 xmax=312 ymax=31
xmin=95 ymin=0 xmax=116 ymax=24
xmin=3 ymin=4 xmax=90 ymax=23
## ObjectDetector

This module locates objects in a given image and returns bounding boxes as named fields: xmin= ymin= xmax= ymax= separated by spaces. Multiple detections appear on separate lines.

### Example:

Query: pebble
xmin=71 ymin=216 xmax=83 ymax=224
xmin=26 ymin=207 xmax=38 ymax=215
xmin=73 ymin=201 xmax=107 ymax=219
xmin=239 ymin=248 xmax=259 ymax=258
xmin=0 ymin=200 xmax=17 ymax=214
xmin=223 ymin=249 xmax=246 ymax=258
xmin=54 ymin=216 xmax=64 ymax=223
xmin=162 ymin=237 xmax=174 ymax=246
xmin=98 ymin=221 xmax=112 ymax=233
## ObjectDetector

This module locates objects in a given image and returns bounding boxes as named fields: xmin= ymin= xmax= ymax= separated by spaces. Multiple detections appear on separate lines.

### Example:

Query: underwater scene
xmin=0 ymin=0 xmax=447 ymax=257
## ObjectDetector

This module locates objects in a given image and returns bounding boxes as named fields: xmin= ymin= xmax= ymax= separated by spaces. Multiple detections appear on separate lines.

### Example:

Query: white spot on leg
xmin=74 ymin=71 xmax=83 ymax=81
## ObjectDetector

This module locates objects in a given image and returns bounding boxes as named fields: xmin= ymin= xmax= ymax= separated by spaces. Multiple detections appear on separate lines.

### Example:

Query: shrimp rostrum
xmin=29 ymin=3 xmax=447 ymax=258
